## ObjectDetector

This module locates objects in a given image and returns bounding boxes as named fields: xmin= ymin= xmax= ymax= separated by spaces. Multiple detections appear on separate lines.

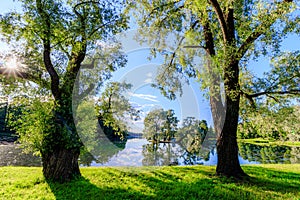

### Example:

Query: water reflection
xmin=238 ymin=143 xmax=300 ymax=164
xmin=81 ymin=139 xmax=300 ymax=166
xmin=0 ymin=144 xmax=41 ymax=166
xmin=141 ymin=140 xmax=214 ymax=166
xmin=142 ymin=142 xmax=179 ymax=166
xmin=79 ymin=140 xmax=127 ymax=166
xmin=1 ymin=140 xmax=300 ymax=167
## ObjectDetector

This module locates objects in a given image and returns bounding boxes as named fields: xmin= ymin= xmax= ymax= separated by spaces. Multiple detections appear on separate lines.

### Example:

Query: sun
xmin=1 ymin=56 xmax=24 ymax=78
xmin=4 ymin=57 xmax=19 ymax=70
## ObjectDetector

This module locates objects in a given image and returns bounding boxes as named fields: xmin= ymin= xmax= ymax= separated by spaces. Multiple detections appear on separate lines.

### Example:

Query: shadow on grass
xmin=105 ymin=166 xmax=299 ymax=200
xmin=244 ymin=166 xmax=300 ymax=194
xmin=46 ymin=166 xmax=300 ymax=200
xmin=46 ymin=176 xmax=149 ymax=200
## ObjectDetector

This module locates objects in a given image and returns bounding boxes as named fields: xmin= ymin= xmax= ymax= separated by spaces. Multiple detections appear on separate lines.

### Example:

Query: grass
xmin=238 ymin=138 xmax=300 ymax=147
xmin=0 ymin=165 xmax=300 ymax=200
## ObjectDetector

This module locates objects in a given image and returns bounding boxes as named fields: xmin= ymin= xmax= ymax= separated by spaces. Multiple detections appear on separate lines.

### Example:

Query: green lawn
xmin=0 ymin=164 xmax=299 ymax=200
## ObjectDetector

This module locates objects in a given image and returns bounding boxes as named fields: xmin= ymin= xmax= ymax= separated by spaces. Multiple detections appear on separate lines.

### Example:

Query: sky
xmin=0 ymin=1 xmax=299 ymax=133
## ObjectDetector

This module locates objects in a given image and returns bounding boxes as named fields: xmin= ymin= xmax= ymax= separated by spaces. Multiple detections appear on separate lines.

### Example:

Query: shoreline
xmin=0 ymin=140 xmax=15 ymax=145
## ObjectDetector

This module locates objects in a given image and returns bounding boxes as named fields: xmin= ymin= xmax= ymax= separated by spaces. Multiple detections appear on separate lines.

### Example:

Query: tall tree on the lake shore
xmin=96 ymin=81 xmax=140 ymax=140
xmin=130 ymin=0 xmax=299 ymax=178
xmin=143 ymin=108 xmax=178 ymax=142
xmin=0 ymin=0 xmax=128 ymax=181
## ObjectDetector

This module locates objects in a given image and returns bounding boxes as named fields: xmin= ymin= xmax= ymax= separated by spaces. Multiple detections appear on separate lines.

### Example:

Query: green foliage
xmin=238 ymin=142 xmax=300 ymax=164
xmin=238 ymin=50 xmax=300 ymax=140
xmin=130 ymin=0 xmax=299 ymax=108
xmin=75 ymin=83 xmax=134 ymax=164
xmin=10 ymin=98 xmax=56 ymax=155
xmin=238 ymin=102 xmax=300 ymax=141
xmin=0 ymin=0 xmax=129 ymax=161
xmin=130 ymin=1 xmax=300 ymax=155
xmin=143 ymin=108 xmax=178 ymax=141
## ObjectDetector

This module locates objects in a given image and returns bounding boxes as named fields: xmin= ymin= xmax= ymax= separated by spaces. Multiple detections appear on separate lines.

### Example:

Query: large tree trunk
xmin=41 ymin=106 xmax=82 ymax=182
xmin=42 ymin=146 xmax=81 ymax=182
xmin=215 ymin=61 xmax=246 ymax=178
xmin=216 ymin=97 xmax=246 ymax=178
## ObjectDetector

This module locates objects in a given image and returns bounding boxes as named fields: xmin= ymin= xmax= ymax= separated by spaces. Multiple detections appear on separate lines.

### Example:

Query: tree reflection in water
xmin=79 ymin=139 xmax=127 ymax=166
xmin=78 ymin=124 xmax=127 ymax=167
xmin=238 ymin=143 xmax=300 ymax=164
xmin=142 ymin=127 xmax=217 ymax=166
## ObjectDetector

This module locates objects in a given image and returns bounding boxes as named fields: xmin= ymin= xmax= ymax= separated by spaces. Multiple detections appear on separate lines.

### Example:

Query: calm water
xmin=80 ymin=139 xmax=300 ymax=167
xmin=0 ymin=144 xmax=41 ymax=166
xmin=1 ymin=139 xmax=300 ymax=167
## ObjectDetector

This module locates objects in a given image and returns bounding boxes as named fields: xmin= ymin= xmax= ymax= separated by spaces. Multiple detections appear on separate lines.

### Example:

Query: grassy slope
xmin=0 ymin=165 xmax=299 ymax=200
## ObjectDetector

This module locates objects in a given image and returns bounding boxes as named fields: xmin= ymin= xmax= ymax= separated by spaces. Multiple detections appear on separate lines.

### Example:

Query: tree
xmin=143 ymin=108 xmax=178 ymax=142
xmin=0 ymin=96 xmax=8 ymax=132
xmin=0 ymin=0 xmax=128 ymax=181
xmin=130 ymin=0 xmax=299 ymax=178
xmin=143 ymin=108 xmax=166 ymax=141
xmin=162 ymin=109 xmax=179 ymax=141
xmin=75 ymin=99 xmax=128 ymax=166
xmin=96 ymin=81 xmax=140 ymax=140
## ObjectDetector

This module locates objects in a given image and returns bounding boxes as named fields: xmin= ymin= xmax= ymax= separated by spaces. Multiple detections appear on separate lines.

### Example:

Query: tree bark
xmin=215 ymin=61 xmax=246 ymax=178
xmin=42 ymin=146 xmax=81 ymax=182
xmin=216 ymin=97 xmax=246 ymax=178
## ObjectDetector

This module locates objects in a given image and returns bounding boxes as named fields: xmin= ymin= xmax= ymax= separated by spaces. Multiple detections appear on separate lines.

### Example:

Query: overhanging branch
xmin=248 ymin=89 xmax=300 ymax=98
xmin=36 ymin=0 xmax=60 ymax=99
xmin=241 ymin=89 xmax=300 ymax=108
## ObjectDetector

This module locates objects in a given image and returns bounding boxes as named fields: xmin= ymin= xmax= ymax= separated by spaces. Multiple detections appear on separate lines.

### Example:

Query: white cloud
xmin=144 ymin=78 xmax=153 ymax=84
xmin=129 ymin=93 xmax=159 ymax=102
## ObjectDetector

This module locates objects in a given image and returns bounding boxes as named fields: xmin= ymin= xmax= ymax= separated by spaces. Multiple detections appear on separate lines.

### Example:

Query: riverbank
xmin=0 ymin=164 xmax=299 ymax=199
xmin=238 ymin=138 xmax=300 ymax=147
xmin=0 ymin=131 xmax=18 ymax=144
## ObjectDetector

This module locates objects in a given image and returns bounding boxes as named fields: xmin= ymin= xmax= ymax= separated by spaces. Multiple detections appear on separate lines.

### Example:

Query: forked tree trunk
xmin=42 ymin=146 xmax=81 ymax=182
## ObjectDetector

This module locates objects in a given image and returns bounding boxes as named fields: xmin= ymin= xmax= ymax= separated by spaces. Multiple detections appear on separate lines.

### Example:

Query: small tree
xmin=162 ymin=109 xmax=179 ymax=141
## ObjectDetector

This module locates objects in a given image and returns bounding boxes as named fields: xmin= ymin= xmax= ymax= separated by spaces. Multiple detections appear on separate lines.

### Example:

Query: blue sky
xmin=0 ymin=1 xmax=298 ymax=133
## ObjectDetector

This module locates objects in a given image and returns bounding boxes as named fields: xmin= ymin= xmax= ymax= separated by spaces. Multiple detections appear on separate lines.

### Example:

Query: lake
xmin=1 ymin=138 xmax=299 ymax=167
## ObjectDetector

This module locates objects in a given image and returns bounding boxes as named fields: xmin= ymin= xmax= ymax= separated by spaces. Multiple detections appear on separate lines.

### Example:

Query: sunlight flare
xmin=1 ymin=56 xmax=25 ymax=78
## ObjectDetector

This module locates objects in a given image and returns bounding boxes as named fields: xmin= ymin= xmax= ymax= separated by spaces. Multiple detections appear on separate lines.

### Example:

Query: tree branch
xmin=248 ymin=89 xmax=300 ymax=98
xmin=87 ymin=18 xmax=121 ymax=39
xmin=241 ymin=88 xmax=299 ymax=109
xmin=148 ymin=0 xmax=181 ymax=17
xmin=240 ymin=90 xmax=256 ymax=108
xmin=36 ymin=0 xmax=60 ymax=100
xmin=209 ymin=0 xmax=229 ymax=43
xmin=78 ymin=83 xmax=95 ymax=100
xmin=236 ymin=0 xmax=294 ymax=61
